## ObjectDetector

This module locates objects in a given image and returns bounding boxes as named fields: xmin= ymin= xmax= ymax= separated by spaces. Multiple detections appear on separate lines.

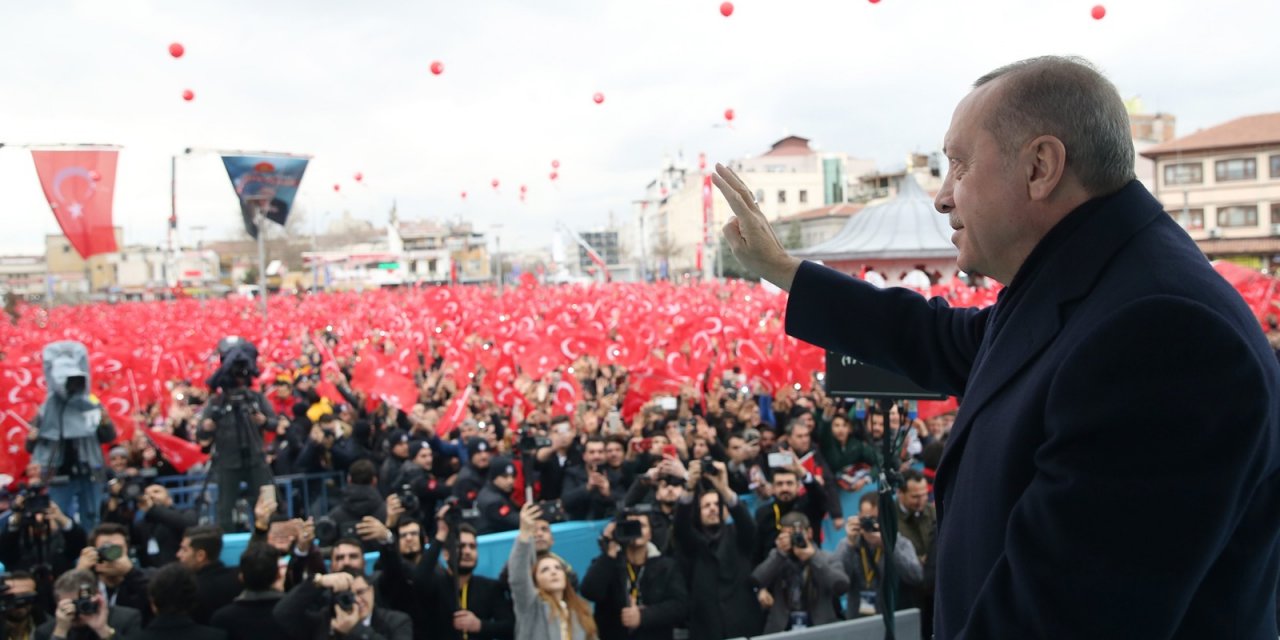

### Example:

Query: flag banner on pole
xmin=31 ymin=149 xmax=120 ymax=259
xmin=221 ymin=154 xmax=310 ymax=238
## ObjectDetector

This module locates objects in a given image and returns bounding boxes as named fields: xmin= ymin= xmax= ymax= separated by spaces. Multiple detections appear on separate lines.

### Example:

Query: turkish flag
xmin=0 ymin=410 xmax=34 ymax=485
xmin=146 ymin=428 xmax=208 ymax=474
xmin=436 ymin=385 xmax=472 ymax=437
xmin=32 ymin=149 xmax=120 ymax=259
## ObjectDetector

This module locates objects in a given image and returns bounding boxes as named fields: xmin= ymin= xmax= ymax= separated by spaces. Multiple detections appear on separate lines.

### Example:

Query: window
xmin=1164 ymin=163 xmax=1203 ymax=185
xmin=1272 ymin=203 xmax=1280 ymax=225
xmin=777 ymin=190 xmax=787 ymax=204
xmin=755 ymin=189 xmax=765 ymax=204
xmin=1169 ymin=208 xmax=1204 ymax=230
xmin=798 ymin=190 xmax=808 ymax=204
xmin=1215 ymin=158 xmax=1256 ymax=182
xmin=1216 ymin=205 xmax=1258 ymax=228
xmin=1271 ymin=155 xmax=1280 ymax=178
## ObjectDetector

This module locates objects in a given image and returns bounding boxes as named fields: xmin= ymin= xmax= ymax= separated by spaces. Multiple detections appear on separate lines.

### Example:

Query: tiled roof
xmin=776 ymin=203 xmax=865 ymax=223
xmin=1141 ymin=113 xmax=1280 ymax=157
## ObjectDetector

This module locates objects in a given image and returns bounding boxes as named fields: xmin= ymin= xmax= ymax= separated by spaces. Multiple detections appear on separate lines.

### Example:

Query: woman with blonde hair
xmin=508 ymin=502 xmax=598 ymax=640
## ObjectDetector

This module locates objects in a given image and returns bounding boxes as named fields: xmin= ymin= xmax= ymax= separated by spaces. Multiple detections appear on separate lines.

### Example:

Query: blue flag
xmin=221 ymin=154 xmax=310 ymax=238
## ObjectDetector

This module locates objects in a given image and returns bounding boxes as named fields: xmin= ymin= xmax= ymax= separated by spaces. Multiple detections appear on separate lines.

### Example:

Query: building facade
xmin=1141 ymin=112 xmax=1280 ymax=273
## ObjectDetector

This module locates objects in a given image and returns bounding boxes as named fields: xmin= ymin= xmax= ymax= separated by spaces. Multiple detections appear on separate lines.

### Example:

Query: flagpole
xmin=256 ymin=207 xmax=268 ymax=318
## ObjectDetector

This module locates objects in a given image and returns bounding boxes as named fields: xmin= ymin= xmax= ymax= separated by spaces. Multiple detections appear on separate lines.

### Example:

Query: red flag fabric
xmin=917 ymin=397 xmax=959 ymax=421
xmin=31 ymin=149 xmax=120 ymax=259
xmin=146 ymin=428 xmax=208 ymax=473
xmin=0 ymin=410 xmax=34 ymax=485
xmin=436 ymin=385 xmax=472 ymax=437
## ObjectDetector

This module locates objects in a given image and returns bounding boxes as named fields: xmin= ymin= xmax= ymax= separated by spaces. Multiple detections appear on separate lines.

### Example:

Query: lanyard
xmin=625 ymin=562 xmax=645 ymax=604
xmin=773 ymin=503 xmax=782 ymax=530
xmin=459 ymin=582 xmax=470 ymax=640
xmin=858 ymin=545 xmax=881 ymax=587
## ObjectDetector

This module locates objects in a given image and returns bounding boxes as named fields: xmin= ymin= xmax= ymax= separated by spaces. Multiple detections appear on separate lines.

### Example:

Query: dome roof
xmin=795 ymin=173 xmax=957 ymax=261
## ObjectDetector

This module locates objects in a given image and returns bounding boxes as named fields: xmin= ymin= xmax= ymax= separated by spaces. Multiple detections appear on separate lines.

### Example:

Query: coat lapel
xmin=934 ymin=182 xmax=1166 ymax=516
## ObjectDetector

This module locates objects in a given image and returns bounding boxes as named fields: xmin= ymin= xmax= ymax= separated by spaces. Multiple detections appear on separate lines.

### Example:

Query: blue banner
xmin=221 ymin=154 xmax=310 ymax=238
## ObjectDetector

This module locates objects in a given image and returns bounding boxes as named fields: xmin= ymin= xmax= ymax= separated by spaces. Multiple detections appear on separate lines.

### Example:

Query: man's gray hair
xmin=974 ymin=55 xmax=1135 ymax=195
xmin=53 ymin=569 xmax=97 ymax=596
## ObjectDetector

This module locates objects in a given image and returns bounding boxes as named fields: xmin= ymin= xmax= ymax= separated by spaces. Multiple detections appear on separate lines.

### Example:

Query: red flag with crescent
xmin=32 ymin=149 xmax=120 ymax=259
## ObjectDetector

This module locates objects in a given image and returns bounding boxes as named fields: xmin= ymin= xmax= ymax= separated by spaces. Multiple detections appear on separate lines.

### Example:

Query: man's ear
xmin=1023 ymin=135 xmax=1069 ymax=201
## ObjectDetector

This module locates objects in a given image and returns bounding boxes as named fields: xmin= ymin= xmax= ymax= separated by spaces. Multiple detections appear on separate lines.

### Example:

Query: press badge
xmin=859 ymin=590 xmax=877 ymax=616
xmin=147 ymin=538 xmax=160 ymax=556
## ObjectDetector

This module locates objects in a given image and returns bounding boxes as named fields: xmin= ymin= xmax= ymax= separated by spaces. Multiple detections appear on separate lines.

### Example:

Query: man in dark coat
xmin=672 ymin=459 xmax=761 ymax=639
xmin=35 ymin=570 xmax=143 ymax=640
xmin=327 ymin=460 xmax=388 ymax=543
xmin=209 ymin=543 xmax=290 ymax=640
xmin=126 ymin=563 xmax=227 ymax=640
xmin=178 ymin=525 xmax=242 ymax=624
xmin=474 ymin=463 xmax=521 ymax=535
xmin=713 ymin=55 xmax=1280 ymax=638
xmin=273 ymin=570 xmax=412 ymax=640
xmin=410 ymin=519 xmax=514 ymax=640
xmin=580 ymin=512 xmax=688 ymax=640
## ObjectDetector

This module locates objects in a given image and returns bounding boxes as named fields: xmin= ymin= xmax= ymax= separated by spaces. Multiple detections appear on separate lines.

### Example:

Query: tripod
xmin=198 ymin=386 xmax=272 ymax=530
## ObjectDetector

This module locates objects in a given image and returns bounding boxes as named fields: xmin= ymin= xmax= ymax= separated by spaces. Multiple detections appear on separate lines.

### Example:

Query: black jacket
xmin=561 ymin=464 xmax=624 ymax=521
xmin=0 ymin=520 xmax=86 ymax=579
xmin=785 ymin=181 xmax=1280 ymax=638
xmin=474 ymin=486 xmax=520 ymax=535
xmin=192 ymin=561 xmax=243 ymax=624
xmin=272 ymin=579 xmax=412 ymax=640
xmin=34 ymin=605 xmax=142 ymax=640
xmin=328 ymin=484 xmax=387 ymax=535
xmin=673 ymin=494 xmax=762 ymax=640
xmin=621 ymin=482 xmax=677 ymax=556
xmin=409 ymin=539 xmax=514 ymax=640
xmin=751 ymin=475 xmax=828 ymax=565
xmin=532 ymin=447 xmax=581 ymax=501
xmin=136 ymin=504 xmax=198 ymax=568
xmin=580 ymin=552 xmax=689 ymax=640
xmin=208 ymin=591 xmax=288 ymax=640
xmin=451 ymin=465 xmax=487 ymax=508
xmin=123 ymin=613 xmax=227 ymax=640
xmin=105 ymin=569 xmax=152 ymax=626
xmin=199 ymin=390 xmax=275 ymax=471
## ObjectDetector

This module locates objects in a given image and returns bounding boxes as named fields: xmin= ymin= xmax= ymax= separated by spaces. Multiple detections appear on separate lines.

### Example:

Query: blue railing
xmin=151 ymin=470 xmax=348 ymax=527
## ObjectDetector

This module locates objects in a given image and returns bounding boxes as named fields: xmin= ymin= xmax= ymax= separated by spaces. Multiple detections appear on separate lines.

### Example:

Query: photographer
xmin=620 ymin=460 xmax=686 ymax=555
xmin=25 ymin=341 xmax=116 ymax=532
xmin=127 ymin=564 xmax=225 ymax=640
xmin=76 ymin=524 xmax=150 ymax=625
xmin=392 ymin=441 xmax=451 ymax=525
xmin=177 ymin=526 xmax=241 ymax=624
xmin=751 ymin=512 xmax=848 ymax=633
xmin=833 ymin=494 xmax=921 ymax=619
xmin=751 ymin=463 xmax=828 ymax=565
xmin=3 ymin=570 xmax=44 ymax=640
xmin=135 ymin=484 xmax=197 ymax=568
xmin=197 ymin=337 xmax=276 ymax=531
xmin=562 ymin=437 xmax=623 ymax=522
xmin=672 ymin=458 xmax=761 ymax=639
xmin=409 ymin=509 xmax=513 ymax=640
xmin=580 ymin=510 xmax=688 ymax=640
xmin=208 ymin=544 xmax=289 ymax=640
xmin=0 ymin=491 xmax=86 ymax=582
xmin=273 ymin=570 xmax=411 ymax=640
xmin=35 ymin=569 xmax=141 ymax=640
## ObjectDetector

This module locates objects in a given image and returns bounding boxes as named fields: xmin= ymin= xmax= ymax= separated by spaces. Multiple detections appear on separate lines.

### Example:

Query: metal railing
xmin=151 ymin=470 xmax=347 ymax=527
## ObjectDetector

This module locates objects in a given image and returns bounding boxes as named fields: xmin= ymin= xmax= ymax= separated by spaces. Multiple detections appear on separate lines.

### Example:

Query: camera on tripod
xmin=209 ymin=336 xmax=261 ymax=393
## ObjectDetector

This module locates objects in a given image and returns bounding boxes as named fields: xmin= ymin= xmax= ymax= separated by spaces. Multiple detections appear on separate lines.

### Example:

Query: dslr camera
xmin=95 ymin=543 xmax=125 ymax=563
xmin=700 ymin=456 xmax=719 ymax=476
xmin=396 ymin=484 xmax=420 ymax=514
xmin=16 ymin=483 xmax=51 ymax=515
xmin=859 ymin=516 xmax=880 ymax=533
xmin=74 ymin=584 xmax=100 ymax=616
xmin=517 ymin=428 xmax=552 ymax=453
xmin=314 ymin=516 xmax=358 ymax=547
xmin=321 ymin=587 xmax=357 ymax=613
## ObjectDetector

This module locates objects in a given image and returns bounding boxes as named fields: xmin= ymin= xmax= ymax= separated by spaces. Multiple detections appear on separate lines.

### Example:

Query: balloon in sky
xmin=1091 ymin=4 xmax=1106 ymax=19
xmin=550 ymin=171 xmax=559 ymax=181
xmin=551 ymin=159 xmax=560 ymax=169
xmin=698 ymin=152 xmax=707 ymax=171
xmin=430 ymin=61 xmax=444 ymax=75
xmin=720 ymin=2 xmax=734 ymax=17
xmin=593 ymin=92 xmax=605 ymax=104
xmin=519 ymin=185 xmax=527 ymax=193
xmin=869 ymin=0 xmax=880 ymax=4
xmin=491 ymin=179 xmax=500 ymax=190
xmin=724 ymin=108 xmax=735 ymax=122
xmin=168 ymin=42 xmax=185 ymax=58
xmin=461 ymin=191 xmax=467 ymax=200
xmin=354 ymin=172 xmax=364 ymax=182
xmin=181 ymin=89 xmax=194 ymax=101
xmin=333 ymin=184 xmax=341 ymax=192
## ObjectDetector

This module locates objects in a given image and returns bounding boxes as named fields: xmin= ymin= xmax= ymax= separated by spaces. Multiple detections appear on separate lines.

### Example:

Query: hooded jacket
xmin=27 ymin=341 xmax=115 ymax=480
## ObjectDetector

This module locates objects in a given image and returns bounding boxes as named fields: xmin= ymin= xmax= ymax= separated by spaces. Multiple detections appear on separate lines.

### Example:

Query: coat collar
xmin=934 ymin=182 xmax=1164 ymax=513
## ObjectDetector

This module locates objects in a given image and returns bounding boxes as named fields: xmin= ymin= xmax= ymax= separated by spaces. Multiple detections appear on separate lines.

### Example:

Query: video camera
xmin=440 ymin=496 xmax=481 ymax=528
xmin=612 ymin=504 xmax=654 ymax=546
xmin=208 ymin=336 xmax=261 ymax=392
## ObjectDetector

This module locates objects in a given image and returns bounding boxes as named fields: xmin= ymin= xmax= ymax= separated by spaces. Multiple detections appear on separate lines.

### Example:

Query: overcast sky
xmin=2 ymin=0 xmax=1277 ymax=255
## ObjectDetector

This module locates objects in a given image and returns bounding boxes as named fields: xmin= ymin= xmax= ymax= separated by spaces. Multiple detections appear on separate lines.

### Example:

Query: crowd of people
xmin=1 ymin=326 xmax=953 ymax=640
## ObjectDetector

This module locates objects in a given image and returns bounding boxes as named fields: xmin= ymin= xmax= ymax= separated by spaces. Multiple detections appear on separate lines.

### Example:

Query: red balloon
xmin=491 ymin=179 xmax=500 ymax=189
xmin=181 ymin=89 xmax=194 ymax=101
xmin=461 ymin=191 xmax=468 ymax=200
xmin=354 ymin=172 xmax=364 ymax=182
xmin=169 ymin=42 xmax=185 ymax=58
xmin=724 ymin=108 xmax=735 ymax=122
xmin=254 ymin=162 xmax=275 ymax=173
xmin=868 ymin=0 xmax=880 ymax=3
xmin=1091 ymin=4 xmax=1106 ymax=19
xmin=720 ymin=2 xmax=734 ymax=17
xmin=551 ymin=159 xmax=560 ymax=169
xmin=430 ymin=61 xmax=444 ymax=75
xmin=333 ymin=184 xmax=340 ymax=192
xmin=549 ymin=171 xmax=559 ymax=181
xmin=698 ymin=152 xmax=707 ymax=170
xmin=593 ymin=92 xmax=605 ymax=104
xmin=519 ymin=185 xmax=528 ymax=193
